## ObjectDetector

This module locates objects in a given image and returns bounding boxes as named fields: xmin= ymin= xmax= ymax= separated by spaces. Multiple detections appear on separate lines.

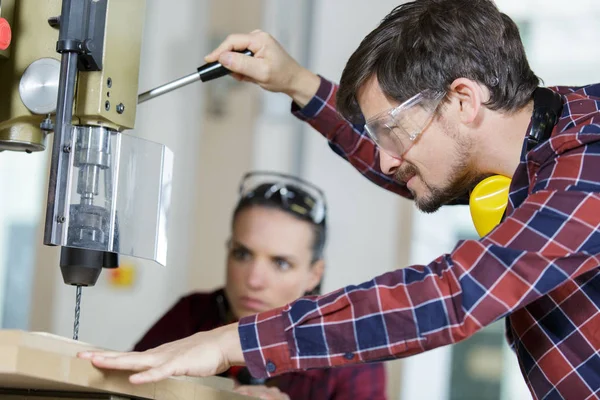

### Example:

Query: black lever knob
xmin=197 ymin=49 xmax=254 ymax=82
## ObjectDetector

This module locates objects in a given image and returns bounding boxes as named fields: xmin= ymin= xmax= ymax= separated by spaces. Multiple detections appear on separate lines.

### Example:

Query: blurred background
xmin=0 ymin=0 xmax=598 ymax=399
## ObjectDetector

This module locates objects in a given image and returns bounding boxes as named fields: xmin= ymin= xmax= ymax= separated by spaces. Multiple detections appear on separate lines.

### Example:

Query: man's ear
xmin=449 ymin=78 xmax=485 ymax=124
xmin=307 ymin=259 xmax=325 ymax=293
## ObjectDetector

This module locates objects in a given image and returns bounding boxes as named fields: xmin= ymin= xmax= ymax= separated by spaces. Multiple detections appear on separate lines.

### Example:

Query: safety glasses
xmin=238 ymin=171 xmax=327 ymax=224
xmin=364 ymin=90 xmax=445 ymax=159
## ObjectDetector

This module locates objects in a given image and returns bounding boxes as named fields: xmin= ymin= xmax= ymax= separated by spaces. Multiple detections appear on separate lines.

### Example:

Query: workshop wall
xmin=187 ymin=0 xmax=264 ymax=295
xmin=0 ymin=152 xmax=47 ymax=329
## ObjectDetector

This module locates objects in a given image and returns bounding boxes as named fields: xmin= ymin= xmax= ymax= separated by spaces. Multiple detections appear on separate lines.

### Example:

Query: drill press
xmin=0 ymin=0 xmax=252 ymax=341
xmin=0 ymin=0 xmax=171 ymax=340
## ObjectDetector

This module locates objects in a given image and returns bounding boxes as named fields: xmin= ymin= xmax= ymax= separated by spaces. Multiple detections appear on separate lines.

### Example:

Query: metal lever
xmin=137 ymin=49 xmax=254 ymax=104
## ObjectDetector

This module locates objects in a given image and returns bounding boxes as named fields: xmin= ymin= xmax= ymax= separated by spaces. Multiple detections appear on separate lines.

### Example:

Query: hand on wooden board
xmin=78 ymin=323 xmax=244 ymax=384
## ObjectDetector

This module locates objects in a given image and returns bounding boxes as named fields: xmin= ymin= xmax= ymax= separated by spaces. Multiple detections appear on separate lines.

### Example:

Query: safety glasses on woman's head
xmin=364 ymin=90 xmax=445 ymax=159
xmin=238 ymin=171 xmax=327 ymax=224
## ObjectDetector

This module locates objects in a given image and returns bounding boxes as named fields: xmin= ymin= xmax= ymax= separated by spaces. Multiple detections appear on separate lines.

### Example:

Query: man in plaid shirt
xmin=81 ymin=0 xmax=600 ymax=398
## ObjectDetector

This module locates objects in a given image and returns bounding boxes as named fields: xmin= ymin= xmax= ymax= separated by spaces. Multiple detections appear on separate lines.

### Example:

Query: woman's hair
xmin=231 ymin=182 xmax=327 ymax=295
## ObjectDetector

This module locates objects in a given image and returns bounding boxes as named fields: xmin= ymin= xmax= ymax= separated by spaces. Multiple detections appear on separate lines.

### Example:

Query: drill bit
xmin=73 ymin=285 xmax=82 ymax=341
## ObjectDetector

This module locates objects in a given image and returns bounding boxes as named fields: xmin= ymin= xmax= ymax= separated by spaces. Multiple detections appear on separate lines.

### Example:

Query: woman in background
xmin=133 ymin=171 xmax=386 ymax=400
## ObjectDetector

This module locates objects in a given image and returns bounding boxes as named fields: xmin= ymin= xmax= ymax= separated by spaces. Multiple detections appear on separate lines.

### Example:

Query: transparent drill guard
xmin=56 ymin=126 xmax=172 ymax=266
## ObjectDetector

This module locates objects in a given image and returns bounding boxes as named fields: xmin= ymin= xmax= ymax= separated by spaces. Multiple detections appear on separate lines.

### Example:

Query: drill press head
xmin=60 ymin=125 xmax=119 ymax=287
xmin=0 ymin=0 xmax=173 ymax=287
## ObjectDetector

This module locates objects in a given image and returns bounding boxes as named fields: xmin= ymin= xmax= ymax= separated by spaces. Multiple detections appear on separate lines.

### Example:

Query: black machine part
xmin=60 ymin=247 xmax=118 ymax=287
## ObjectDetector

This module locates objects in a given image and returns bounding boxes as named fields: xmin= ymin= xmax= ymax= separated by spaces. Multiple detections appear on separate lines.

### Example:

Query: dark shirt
xmin=133 ymin=289 xmax=387 ymax=400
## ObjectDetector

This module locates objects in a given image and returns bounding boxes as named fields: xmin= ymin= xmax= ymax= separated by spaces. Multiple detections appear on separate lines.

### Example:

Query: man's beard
xmin=395 ymin=137 xmax=488 ymax=214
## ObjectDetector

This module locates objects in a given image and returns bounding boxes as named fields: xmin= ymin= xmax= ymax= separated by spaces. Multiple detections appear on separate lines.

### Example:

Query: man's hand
xmin=205 ymin=30 xmax=320 ymax=107
xmin=234 ymin=385 xmax=290 ymax=400
xmin=77 ymin=323 xmax=244 ymax=384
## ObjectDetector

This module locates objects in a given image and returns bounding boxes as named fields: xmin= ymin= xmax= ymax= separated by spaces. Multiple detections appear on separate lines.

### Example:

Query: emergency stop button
xmin=0 ymin=18 xmax=12 ymax=51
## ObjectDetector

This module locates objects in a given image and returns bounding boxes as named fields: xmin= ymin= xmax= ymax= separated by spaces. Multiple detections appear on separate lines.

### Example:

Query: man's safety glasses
xmin=364 ymin=90 xmax=445 ymax=159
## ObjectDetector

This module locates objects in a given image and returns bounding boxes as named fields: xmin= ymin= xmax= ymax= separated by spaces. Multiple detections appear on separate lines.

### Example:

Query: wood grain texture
xmin=0 ymin=330 xmax=256 ymax=399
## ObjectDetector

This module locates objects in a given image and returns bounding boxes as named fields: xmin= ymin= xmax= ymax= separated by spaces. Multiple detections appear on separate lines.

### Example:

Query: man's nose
xmin=379 ymin=150 xmax=403 ymax=175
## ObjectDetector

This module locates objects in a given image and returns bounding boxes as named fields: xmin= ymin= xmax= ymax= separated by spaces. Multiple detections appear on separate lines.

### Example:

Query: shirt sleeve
xmin=239 ymin=125 xmax=600 ymax=378
xmin=290 ymin=75 xmax=469 ymax=205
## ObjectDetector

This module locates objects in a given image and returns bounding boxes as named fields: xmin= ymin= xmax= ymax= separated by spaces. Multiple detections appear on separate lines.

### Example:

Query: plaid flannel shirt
xmin=239 ymin=77 xmax=600 ymax=400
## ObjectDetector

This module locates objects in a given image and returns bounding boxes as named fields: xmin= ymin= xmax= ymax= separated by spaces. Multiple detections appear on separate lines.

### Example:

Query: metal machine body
xmin=0 ymin=0 xmax=173 ymax=339
xmin=1 ymin=0 xmax=145 ymax=285
xmin=0 ymin=0 xmax=245 ymax=341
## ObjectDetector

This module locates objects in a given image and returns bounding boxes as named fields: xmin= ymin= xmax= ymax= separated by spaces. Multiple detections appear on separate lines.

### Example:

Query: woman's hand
xmin=235 ymin=385 xmax=290 ymax=400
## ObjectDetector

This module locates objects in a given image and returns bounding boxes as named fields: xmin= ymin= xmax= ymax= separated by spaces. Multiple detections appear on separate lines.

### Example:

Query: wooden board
xmin=0 ymin=330 xmax=255 ymax=399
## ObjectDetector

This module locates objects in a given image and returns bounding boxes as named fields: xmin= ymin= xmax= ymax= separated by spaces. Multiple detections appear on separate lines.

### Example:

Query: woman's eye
xmin=231 ymin=248 xmax=250 ymax=261
xmin=273 ymin=258 xmax=291 ymax=271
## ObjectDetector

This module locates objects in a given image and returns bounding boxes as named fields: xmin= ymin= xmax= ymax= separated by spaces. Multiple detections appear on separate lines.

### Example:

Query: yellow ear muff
xmin=469 ymin=175 xmax=511 ymax=237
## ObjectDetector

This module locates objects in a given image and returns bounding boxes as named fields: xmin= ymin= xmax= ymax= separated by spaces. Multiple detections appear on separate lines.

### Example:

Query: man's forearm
xmin=284 ymin=68 xmax=321 ymax=108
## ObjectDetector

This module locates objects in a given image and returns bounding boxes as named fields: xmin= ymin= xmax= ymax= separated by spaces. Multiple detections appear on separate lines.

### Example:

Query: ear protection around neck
xmin=469 ymin=87 xmax=563 ymax=237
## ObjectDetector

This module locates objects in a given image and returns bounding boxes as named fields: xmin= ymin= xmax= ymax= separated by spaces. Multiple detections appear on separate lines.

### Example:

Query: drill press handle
xmin=137 ymin=49 xmax=254 ymax=104
xmin=197 ymin=48 xmax=254 ymax=81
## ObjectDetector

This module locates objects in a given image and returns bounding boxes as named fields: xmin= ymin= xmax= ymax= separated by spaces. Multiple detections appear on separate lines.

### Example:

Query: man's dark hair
xmin=337 ymin=0 xmax=540 ymax=122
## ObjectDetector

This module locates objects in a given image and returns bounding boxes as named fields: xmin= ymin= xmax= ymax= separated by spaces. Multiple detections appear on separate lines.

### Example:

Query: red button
xmin=0 ymin=18 xmax=12 ymax=51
